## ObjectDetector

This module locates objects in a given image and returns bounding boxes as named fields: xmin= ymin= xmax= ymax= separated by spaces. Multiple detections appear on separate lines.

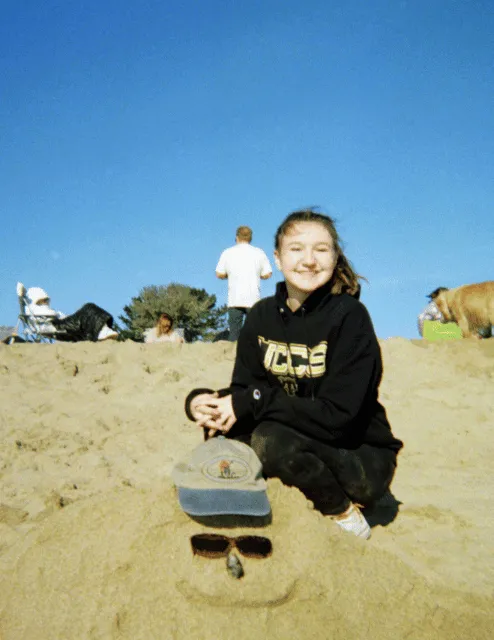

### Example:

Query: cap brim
xmin=177 ymin=487 xmax=271 ymax=516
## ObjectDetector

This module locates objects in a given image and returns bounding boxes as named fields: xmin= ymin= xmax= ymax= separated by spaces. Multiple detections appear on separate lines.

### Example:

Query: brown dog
xmin=434 ymin=281 xmax=494 ymax=338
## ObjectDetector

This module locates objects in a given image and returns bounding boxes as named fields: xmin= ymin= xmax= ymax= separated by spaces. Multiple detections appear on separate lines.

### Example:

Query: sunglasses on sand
xmin=190 ymin=533 xmax=273 ymax=559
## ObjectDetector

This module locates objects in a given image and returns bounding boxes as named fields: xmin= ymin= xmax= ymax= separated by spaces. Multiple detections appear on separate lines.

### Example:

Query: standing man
xmin=216 ymin=226 xmax=272 ymax=341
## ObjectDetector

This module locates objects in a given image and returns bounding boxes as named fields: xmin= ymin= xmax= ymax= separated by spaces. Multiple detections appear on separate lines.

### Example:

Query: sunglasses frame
xmin=190 ymin=533 xmax=273 ymax=559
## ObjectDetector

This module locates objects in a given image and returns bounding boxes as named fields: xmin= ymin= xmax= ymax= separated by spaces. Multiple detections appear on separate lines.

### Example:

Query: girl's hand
xmin=190 ymin=393 xmax=219 ymax=424
xmin=205 ymin=395 xmax=237 ymax=435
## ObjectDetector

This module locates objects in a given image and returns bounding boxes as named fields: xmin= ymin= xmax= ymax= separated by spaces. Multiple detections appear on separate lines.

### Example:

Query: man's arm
xmin=259 ymin=250 xmax=273 ymax=280
xmin=215 ymin=250 xmax=228 ymax=279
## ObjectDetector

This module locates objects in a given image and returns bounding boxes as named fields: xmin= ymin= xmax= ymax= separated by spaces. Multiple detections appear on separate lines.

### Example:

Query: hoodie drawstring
xmin=301 ymin=306 xmax=315 ymax=401
xmin=279 ymin=304 xmax=315 ymax=402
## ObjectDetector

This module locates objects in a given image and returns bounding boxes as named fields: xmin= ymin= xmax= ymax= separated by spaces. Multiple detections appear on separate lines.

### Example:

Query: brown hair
xmin=427 ymin=287 xmax=449 ymax=300
xmin=156 ymin=312 xmax=174 ymax=337
xmin=274 ymin=208 xmax=366 ymax=296
xmin=236 ymin=226 xmax=252 ymax=242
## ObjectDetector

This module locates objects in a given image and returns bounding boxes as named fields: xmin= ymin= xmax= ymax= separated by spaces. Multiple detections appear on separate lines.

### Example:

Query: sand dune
xmin=0 ymin=339 xmax=493 ymax=639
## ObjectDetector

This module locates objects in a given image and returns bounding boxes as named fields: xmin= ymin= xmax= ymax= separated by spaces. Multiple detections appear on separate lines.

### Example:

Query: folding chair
xmin=13 ymin=282 xmax=59 ymax=343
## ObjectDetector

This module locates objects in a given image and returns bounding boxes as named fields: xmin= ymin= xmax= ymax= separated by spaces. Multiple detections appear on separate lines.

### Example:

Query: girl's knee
xmin=250 ymin=423 xmax=323 ymax=482
xmin=250 ymin=422 xmax=302 ymax=474
xmin=250 ymin=423 xmax=279 ymax=468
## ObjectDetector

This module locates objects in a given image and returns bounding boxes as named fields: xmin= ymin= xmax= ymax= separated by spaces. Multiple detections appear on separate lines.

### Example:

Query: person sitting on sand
xmin=144 ymin=313 xmax=185 ymax=344
xmin=184 ymin=208 xmax=403 ymax=540
xmin=25 ymin=286 xmax=118 ymax=341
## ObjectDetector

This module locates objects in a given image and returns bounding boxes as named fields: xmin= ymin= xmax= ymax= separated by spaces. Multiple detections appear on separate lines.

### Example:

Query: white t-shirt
xmin=26 ymin=301 xmax=65 ymax=334
xmin=143 ymin=327 xmax=183 ymax=343
xmin=216 ymin=243 xmax=272 ymax=308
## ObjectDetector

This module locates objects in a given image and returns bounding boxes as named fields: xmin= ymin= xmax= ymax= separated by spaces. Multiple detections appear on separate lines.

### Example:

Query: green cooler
xmin=423 ymin=320 xmax=462 ymax=341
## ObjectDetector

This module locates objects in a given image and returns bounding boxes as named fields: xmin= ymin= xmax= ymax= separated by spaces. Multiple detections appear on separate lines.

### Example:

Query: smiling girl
xmin=185 ymin=209 xmax=403 ymax=539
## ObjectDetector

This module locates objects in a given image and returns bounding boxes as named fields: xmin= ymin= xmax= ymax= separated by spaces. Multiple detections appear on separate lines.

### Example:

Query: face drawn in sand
xmin=0 ymin=480 xmax=492 ymax=640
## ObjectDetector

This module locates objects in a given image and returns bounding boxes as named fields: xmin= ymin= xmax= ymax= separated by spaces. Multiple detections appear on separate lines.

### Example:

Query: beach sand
xmin=0 ymin=338 xmax=493 ymax=639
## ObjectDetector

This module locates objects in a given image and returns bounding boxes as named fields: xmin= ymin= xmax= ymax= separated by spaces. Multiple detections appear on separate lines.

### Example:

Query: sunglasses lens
xmin=236 ymin=536 xmax=272 ymax=558
xmin=190 ymin=534 xmax=230 ymax=557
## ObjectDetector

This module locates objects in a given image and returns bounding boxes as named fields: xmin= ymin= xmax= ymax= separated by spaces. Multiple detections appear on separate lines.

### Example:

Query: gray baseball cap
xmin=171 ymin=436 xmax=271 ymax=516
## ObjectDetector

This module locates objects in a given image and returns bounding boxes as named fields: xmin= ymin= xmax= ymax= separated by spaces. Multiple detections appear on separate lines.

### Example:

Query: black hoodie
xmin=187 ymin=281 xmax=403 ymax=453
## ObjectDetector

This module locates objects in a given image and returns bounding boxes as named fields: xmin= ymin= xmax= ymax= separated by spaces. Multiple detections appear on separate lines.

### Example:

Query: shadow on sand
xmin=364 ymin=491 xmax=402 ymax=528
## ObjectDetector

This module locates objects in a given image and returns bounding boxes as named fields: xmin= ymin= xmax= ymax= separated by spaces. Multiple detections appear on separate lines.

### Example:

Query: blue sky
xmin=1 ymin=0 xmax=493 ymax=339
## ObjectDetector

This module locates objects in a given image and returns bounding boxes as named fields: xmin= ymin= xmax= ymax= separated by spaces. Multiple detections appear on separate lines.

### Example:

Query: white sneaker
xmin=331 ymin=503 xmax=371 ymax=539
xmin=97 ymin=325 xmax=118 ymax=341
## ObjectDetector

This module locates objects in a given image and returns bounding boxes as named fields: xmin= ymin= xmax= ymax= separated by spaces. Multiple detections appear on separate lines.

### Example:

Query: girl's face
xmin=274 ymin=222 xmax=338 ymax=297
xmin=160 ymin=316 xmax=172 ymax=333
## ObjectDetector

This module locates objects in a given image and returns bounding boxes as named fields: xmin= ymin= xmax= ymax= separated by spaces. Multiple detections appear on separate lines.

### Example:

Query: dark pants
xmin=53 ymin=303 xmax=113 ymax=342
xmin=228 ymin=307 xmax=249 ymax=341
xmin=231 ymin=421 xmax=398 ymax=515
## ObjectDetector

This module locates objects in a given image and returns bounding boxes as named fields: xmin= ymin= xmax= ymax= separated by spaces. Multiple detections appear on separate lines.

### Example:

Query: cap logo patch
xmin=203 ymin=456 xmax=250 ymax=483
